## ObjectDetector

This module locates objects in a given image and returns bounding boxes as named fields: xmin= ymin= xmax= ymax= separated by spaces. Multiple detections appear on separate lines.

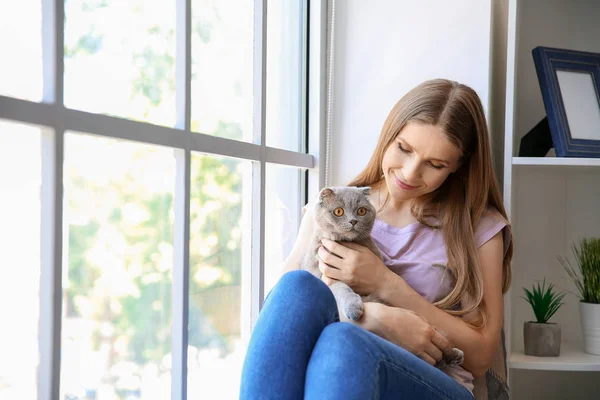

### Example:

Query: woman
xmin=239 ymin=79 xmax=513 ymax=400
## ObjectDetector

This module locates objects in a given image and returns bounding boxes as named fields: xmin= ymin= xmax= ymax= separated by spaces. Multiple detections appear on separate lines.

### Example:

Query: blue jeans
xmin=239 ymin=270 xmax=474 ymax=400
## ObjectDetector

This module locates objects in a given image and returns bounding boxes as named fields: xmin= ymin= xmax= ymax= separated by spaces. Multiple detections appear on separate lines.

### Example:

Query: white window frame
xmin=0 ymin=0 xmax=329 ymax=399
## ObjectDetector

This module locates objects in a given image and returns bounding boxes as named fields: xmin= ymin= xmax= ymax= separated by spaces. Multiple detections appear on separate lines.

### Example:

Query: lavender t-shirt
xmin=371 ymin=208 xmax=509 ymax=394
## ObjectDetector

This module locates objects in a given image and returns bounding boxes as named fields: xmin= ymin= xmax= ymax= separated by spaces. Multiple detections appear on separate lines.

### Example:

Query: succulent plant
xmin=522 ymin=279 xmax=565 ymax=324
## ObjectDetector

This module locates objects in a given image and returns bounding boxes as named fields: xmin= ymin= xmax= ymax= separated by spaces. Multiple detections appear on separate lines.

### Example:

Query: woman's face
xmin=381 ymin=122 xmax=462 ymax=203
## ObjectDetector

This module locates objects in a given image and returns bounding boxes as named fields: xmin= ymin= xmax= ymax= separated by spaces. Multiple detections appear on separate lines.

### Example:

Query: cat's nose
xmin=349 ymin=219 xmax=358 ymax=226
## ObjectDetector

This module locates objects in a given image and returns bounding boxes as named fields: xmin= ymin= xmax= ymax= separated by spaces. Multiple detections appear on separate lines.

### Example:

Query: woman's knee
xmin=266 ymin=270 xmax=337 ymax=309
xmin=273 ymin=270 xmax=331 ymax=299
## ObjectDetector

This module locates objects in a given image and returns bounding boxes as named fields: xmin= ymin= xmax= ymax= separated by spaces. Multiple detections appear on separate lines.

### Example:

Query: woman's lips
xmin=394 ymin=174 xmax=418 ymax=190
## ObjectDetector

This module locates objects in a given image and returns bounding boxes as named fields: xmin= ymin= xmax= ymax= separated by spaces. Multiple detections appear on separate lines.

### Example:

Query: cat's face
xmin=314 ymin=186 xmax=376 ymax=240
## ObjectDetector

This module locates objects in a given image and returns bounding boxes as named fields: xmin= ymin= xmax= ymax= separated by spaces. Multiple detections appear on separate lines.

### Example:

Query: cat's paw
xmin=343 ymin=295 xmax=364 ymax=321
xmin=448 ymin=347 xmax=464 ymax=366
xmin=434 ymin=347 xmax=464 ymax=369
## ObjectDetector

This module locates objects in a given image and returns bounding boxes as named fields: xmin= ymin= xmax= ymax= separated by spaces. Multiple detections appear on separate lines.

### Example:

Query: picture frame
xmin=532 ymin=46 xmax=600 ymax=158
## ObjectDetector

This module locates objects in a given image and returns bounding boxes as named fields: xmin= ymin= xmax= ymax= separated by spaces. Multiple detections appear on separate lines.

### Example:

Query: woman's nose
xmin=403 ymin=159 xmax=421 ymax=181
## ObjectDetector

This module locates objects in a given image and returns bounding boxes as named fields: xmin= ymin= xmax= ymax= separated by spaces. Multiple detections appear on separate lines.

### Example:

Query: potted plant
xmin=558 ymin=237 xmax=600 ymax=355
xmin=522 ymin=279 xmax=565 ymax=357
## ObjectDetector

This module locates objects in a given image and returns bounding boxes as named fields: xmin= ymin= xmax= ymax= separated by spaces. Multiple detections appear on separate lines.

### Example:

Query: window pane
xmin=191 ymin=0 xmax=253 ymax=141
xmin=187 ymin=154 xmax=251 ymax=399
xmin=0 ymin=0 xmax=42 ymax=101
xmin=64 ymin=0 xmax=176 ymax=126
xmin=265 ymin=164 xmax=302 ymax=294
xmin=61 ymin=133 xmax=175 ymax=400
xmin=0 ymin=121 xmax=42 ymax=399
xmin=266 ymin=0 xmax=306 ymax=152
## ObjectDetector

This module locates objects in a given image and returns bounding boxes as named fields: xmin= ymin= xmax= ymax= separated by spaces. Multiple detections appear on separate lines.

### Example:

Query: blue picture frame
xmin=532 ymin=46 xmax=600 ymax=158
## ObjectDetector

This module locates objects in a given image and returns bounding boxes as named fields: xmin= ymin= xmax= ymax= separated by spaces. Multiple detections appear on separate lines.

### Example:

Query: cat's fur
xmin=301 ymin=186 xmax=383 ymax=320
xmin=301 ymin=186 xmax=464 ymax=369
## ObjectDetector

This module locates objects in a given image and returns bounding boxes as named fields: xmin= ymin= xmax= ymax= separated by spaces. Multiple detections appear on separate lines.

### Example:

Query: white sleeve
xmin=281 ymin=201 xmax=316 ymax=273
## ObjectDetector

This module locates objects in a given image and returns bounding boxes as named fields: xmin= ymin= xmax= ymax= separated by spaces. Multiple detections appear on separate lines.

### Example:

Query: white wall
xmin=329 ymin=0 xmax=493 ymax=186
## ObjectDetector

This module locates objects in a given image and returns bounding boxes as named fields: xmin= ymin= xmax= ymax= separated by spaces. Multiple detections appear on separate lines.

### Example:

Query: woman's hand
xmin=354 ymin=303 xmax=454 ymax=367
xmin=317 ymin=238 xmax=394 ymax=298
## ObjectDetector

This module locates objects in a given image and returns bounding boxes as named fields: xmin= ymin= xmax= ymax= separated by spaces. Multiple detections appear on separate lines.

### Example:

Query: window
xmin=0 ymin=0 xmax=42 ymax=101
xmin=61 ymin=133 xmax=176 ymax=399
xmin=191 ymin=0 xmax=253 ymax=141
xmin=0 ymin=0 xmax=322 ymax=399
xmin=187 ymin=154 xmax=251 ymax=398
xmin=0 ymin=120 xmax=42 ymax=400
xmin=265 ymin=164 xmax=302 ymax=294
xmin=266 ymin=1 xmax=306 ymax=152
xmin=64 ymin=0 xmax=177 ymax=126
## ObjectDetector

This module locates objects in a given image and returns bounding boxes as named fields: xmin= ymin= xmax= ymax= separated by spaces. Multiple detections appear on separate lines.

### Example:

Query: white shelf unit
xmin=503 ymin=0 xmax=600 ymax=398
xmin=513 ymin=157 xmax=600 ymax=167
xmin=511 ymin=342 xmax=600 ymax=372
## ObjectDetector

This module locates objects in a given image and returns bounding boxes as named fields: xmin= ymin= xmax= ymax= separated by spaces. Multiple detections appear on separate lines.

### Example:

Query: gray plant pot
xmin=523 ymin=321 xmax=561 ymax=357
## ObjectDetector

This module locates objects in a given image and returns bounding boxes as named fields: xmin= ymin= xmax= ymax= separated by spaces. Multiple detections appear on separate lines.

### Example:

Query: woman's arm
xmin=378 ymin=231 xmax=505 ymax=377
xmin=346 ymin=302 xmax=454 ymax=367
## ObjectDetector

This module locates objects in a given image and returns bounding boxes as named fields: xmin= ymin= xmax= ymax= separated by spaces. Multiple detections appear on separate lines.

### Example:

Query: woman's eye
xmin=356 ymin=207 xmax=367 ymax=216
xmin=428 ymin=162 xmax=445 ymax=170
xmin=398 ymin=143 xmax=410 ymax=153
xmin=333 ymin=207 xmax=344 ymax=217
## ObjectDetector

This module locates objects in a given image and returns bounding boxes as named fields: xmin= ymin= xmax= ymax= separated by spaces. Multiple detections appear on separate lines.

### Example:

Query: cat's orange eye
xmin=333 ymin=207 xmax=344 ymax=217
xmin=357 ymin=207 xmax=367 ymax=216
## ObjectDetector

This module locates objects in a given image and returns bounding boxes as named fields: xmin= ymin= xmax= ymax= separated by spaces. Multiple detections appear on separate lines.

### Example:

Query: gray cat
xmin=301 ymin=186 xmax=464 ymax=369
xmin=301 ymin=186 xmax=382 ymax=321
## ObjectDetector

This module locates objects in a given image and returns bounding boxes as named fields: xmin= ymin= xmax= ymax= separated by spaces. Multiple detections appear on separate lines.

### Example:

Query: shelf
xmin=513 ymin=157 xmax=600 ymax=167
xmin=510 ymin=342 xmax=600 ymax=371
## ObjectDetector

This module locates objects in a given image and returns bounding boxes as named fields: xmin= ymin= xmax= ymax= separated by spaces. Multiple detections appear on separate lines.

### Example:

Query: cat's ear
xmin=319 ymin=187 xmax=334 ymax=199
xmin=358 ymin=186 xmax=371 ymax=196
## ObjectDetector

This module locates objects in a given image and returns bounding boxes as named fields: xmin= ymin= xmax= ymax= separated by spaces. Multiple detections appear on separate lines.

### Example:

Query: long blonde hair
xmin=348 ymin=79 xmax=512 ymax=328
